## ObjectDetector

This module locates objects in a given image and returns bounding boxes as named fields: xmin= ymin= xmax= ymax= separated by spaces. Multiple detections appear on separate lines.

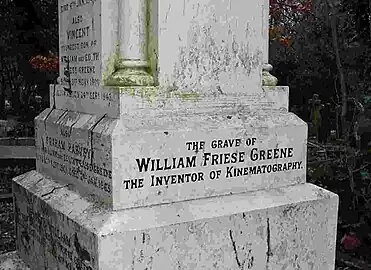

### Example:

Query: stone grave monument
xmin=3 ymin=0 xmax=338 ymax=269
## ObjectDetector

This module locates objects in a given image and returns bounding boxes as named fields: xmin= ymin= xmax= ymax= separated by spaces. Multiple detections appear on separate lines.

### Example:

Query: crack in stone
xmin=68 ymin=115 xmax=80 ymax=137
xmin=43 ymin=109 xmax=54 ymax=132
xmin=266 ymin=217 xmax=273 ymax=264
xmin=56 ymin=109 xmax=69 ymax=125
xmin=41 ymin=184 xmax=69 ymax=197
xmin=88 ymin=113 xmax=107 ymax=165
xmin=35 ymin=178 xmax=44 ymax=185
xmin=51 ymin=83 xmax=57 ymax=110
xmin=229 ymin=229 xmax=243 ymax=269
xmin=217 ymin=85 xmax=224 ymax=94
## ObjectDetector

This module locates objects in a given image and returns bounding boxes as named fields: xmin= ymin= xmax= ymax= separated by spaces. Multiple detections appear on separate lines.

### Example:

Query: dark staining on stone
xmin=73 ymin=233 xmax=91 ymax=265
xmin=176 ymin=260 xmax=182 ymax=270
xmin=229 ymin=229 xmax=242 ymax=268
xmin=217 ymin=85 xmax=224 ymax=94
xmin=266 ymin=218 xmax=273 ymax=264
xmin=20 ymin=230 xmax=31 ymax=251
xmin=246 ymin=249 xmax=254 ymax=269
xmin=229 ymin=229 xmax=254 ymax=269
xmin=141 ymin=232 xmax=150 ymax=245
xmin=138 ymin=249 xmax=145 ymax=263
xmin=282 ymin=204 xmax=300 ymax=217
xmin=315 ymin=188 xmax=331 ymax=200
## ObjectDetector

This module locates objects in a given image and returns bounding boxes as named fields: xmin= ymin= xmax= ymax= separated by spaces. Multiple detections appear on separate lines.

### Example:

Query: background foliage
xmin=0 ymin=0 xmax=58 ymax=120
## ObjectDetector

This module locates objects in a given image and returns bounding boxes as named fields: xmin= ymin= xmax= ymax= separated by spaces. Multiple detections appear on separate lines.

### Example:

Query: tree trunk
xmin=0 ymin=86 xmax=5 ymax=119
xmin=327 ymin=0 xmax=347 ymax=138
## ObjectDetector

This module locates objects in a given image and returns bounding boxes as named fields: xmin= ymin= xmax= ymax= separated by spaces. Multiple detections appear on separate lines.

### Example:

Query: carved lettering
xmin=60 ymin=0 xmax=101 ymax=90
xmin=37 ymin=135 xmax=112 ymax=194
xmin=14 ymin=192 xmax=96 ymax=270
xmin=124 ymin=137 xmax=304 ymax=190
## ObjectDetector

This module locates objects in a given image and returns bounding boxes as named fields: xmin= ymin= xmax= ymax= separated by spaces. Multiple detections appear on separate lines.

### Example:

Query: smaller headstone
xmin=56 ymin=0 xmax=119 ymax=117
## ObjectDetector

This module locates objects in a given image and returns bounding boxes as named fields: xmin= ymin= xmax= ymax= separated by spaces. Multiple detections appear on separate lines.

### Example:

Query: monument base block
xmin=12 ymin=171 xmax=338 ymax=270
xmin=35 ymin=104 xmax=308 ymax=210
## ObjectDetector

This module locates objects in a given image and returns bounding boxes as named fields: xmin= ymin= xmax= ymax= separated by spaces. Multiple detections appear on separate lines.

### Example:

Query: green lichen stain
xmin=171 ymin=91 xmax=201 ymax=101
xmin=110 ymin=82 xmax=201 ymax=104
xmin=101 ymin=0 xmax=158 ymax=89
xmin=116 ymin=87 xmax=136 ymax=97
xmin=146 ymin=0 xmax=158 ymax=84
xmin=262 ymin=71 xmax=278 ymax=87
xmin=139 ymin=87 xmax=158 ymax=102
xmin=102 ymin=42 xmax=120 ymax=87
xmin=116 ymin=87 xmax=159 ymax=103
xmin=162 ymin=83 xmax=201 ymax=102
xmin=86 ymin=193 xmax=112 ymax=209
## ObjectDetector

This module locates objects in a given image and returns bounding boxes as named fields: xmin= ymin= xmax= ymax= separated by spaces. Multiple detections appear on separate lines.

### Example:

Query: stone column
xmin=106 ymin=0 xmax=154 ymax=86
xmin=262 ymin=0 xmax=278 ymax=86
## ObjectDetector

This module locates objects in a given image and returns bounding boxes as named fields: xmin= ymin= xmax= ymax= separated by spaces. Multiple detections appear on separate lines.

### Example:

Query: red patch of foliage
xmin=29 ymin=52 xmax=59 ymax=72
xmin=341 ymin=233 xmax=361 ymax=252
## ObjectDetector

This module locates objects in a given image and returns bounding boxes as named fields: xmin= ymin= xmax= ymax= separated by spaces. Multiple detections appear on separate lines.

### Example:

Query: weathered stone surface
xmin=155 ymin=0 xmax=268 ymax=93
xmin=51 ymin=85 xmax=289 ymax=118
xmin=13 ymin=170 xmax=338 ymax=270
xmin=54 ymin=0 xmax=270 ymax=116
xmin=155 ymin=0 xmax=266 ymax=95
xmin=117 ymin=86 xmax=289 ymax=116
xmin=34 ymin=104 xmax=307 ymax=210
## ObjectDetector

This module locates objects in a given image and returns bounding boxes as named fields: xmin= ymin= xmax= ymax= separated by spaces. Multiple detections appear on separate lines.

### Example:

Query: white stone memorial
xmin=3 ymin=0 xmax=338 ymax=269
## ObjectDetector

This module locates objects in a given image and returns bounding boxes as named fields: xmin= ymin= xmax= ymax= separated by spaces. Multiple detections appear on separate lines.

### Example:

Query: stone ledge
xmin=13 ymin=171 xmax=337 ymax=231
xmin=50 ymin=83 xmax=290 ymax=118
xmin=13 ymin=170 xmax=338 ymax=269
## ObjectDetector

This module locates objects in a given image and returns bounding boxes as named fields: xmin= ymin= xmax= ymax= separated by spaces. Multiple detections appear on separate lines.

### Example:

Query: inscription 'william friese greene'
xmin=135 ymin=147 xmax=294 ymax=173
xmin=39 ymin=134 xmax=302 ymax=194
xmin=122 ymin=136 xmax=301 ymax=190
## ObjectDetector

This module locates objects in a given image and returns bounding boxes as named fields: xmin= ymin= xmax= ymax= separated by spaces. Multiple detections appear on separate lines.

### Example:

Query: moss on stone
xmin=171 ymin=91 xmax=201 ymax=101
xmin=102 ymin=42 xmax=120 ymax=87
xmin=146 ymin=0 xmax=158 ymax=84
